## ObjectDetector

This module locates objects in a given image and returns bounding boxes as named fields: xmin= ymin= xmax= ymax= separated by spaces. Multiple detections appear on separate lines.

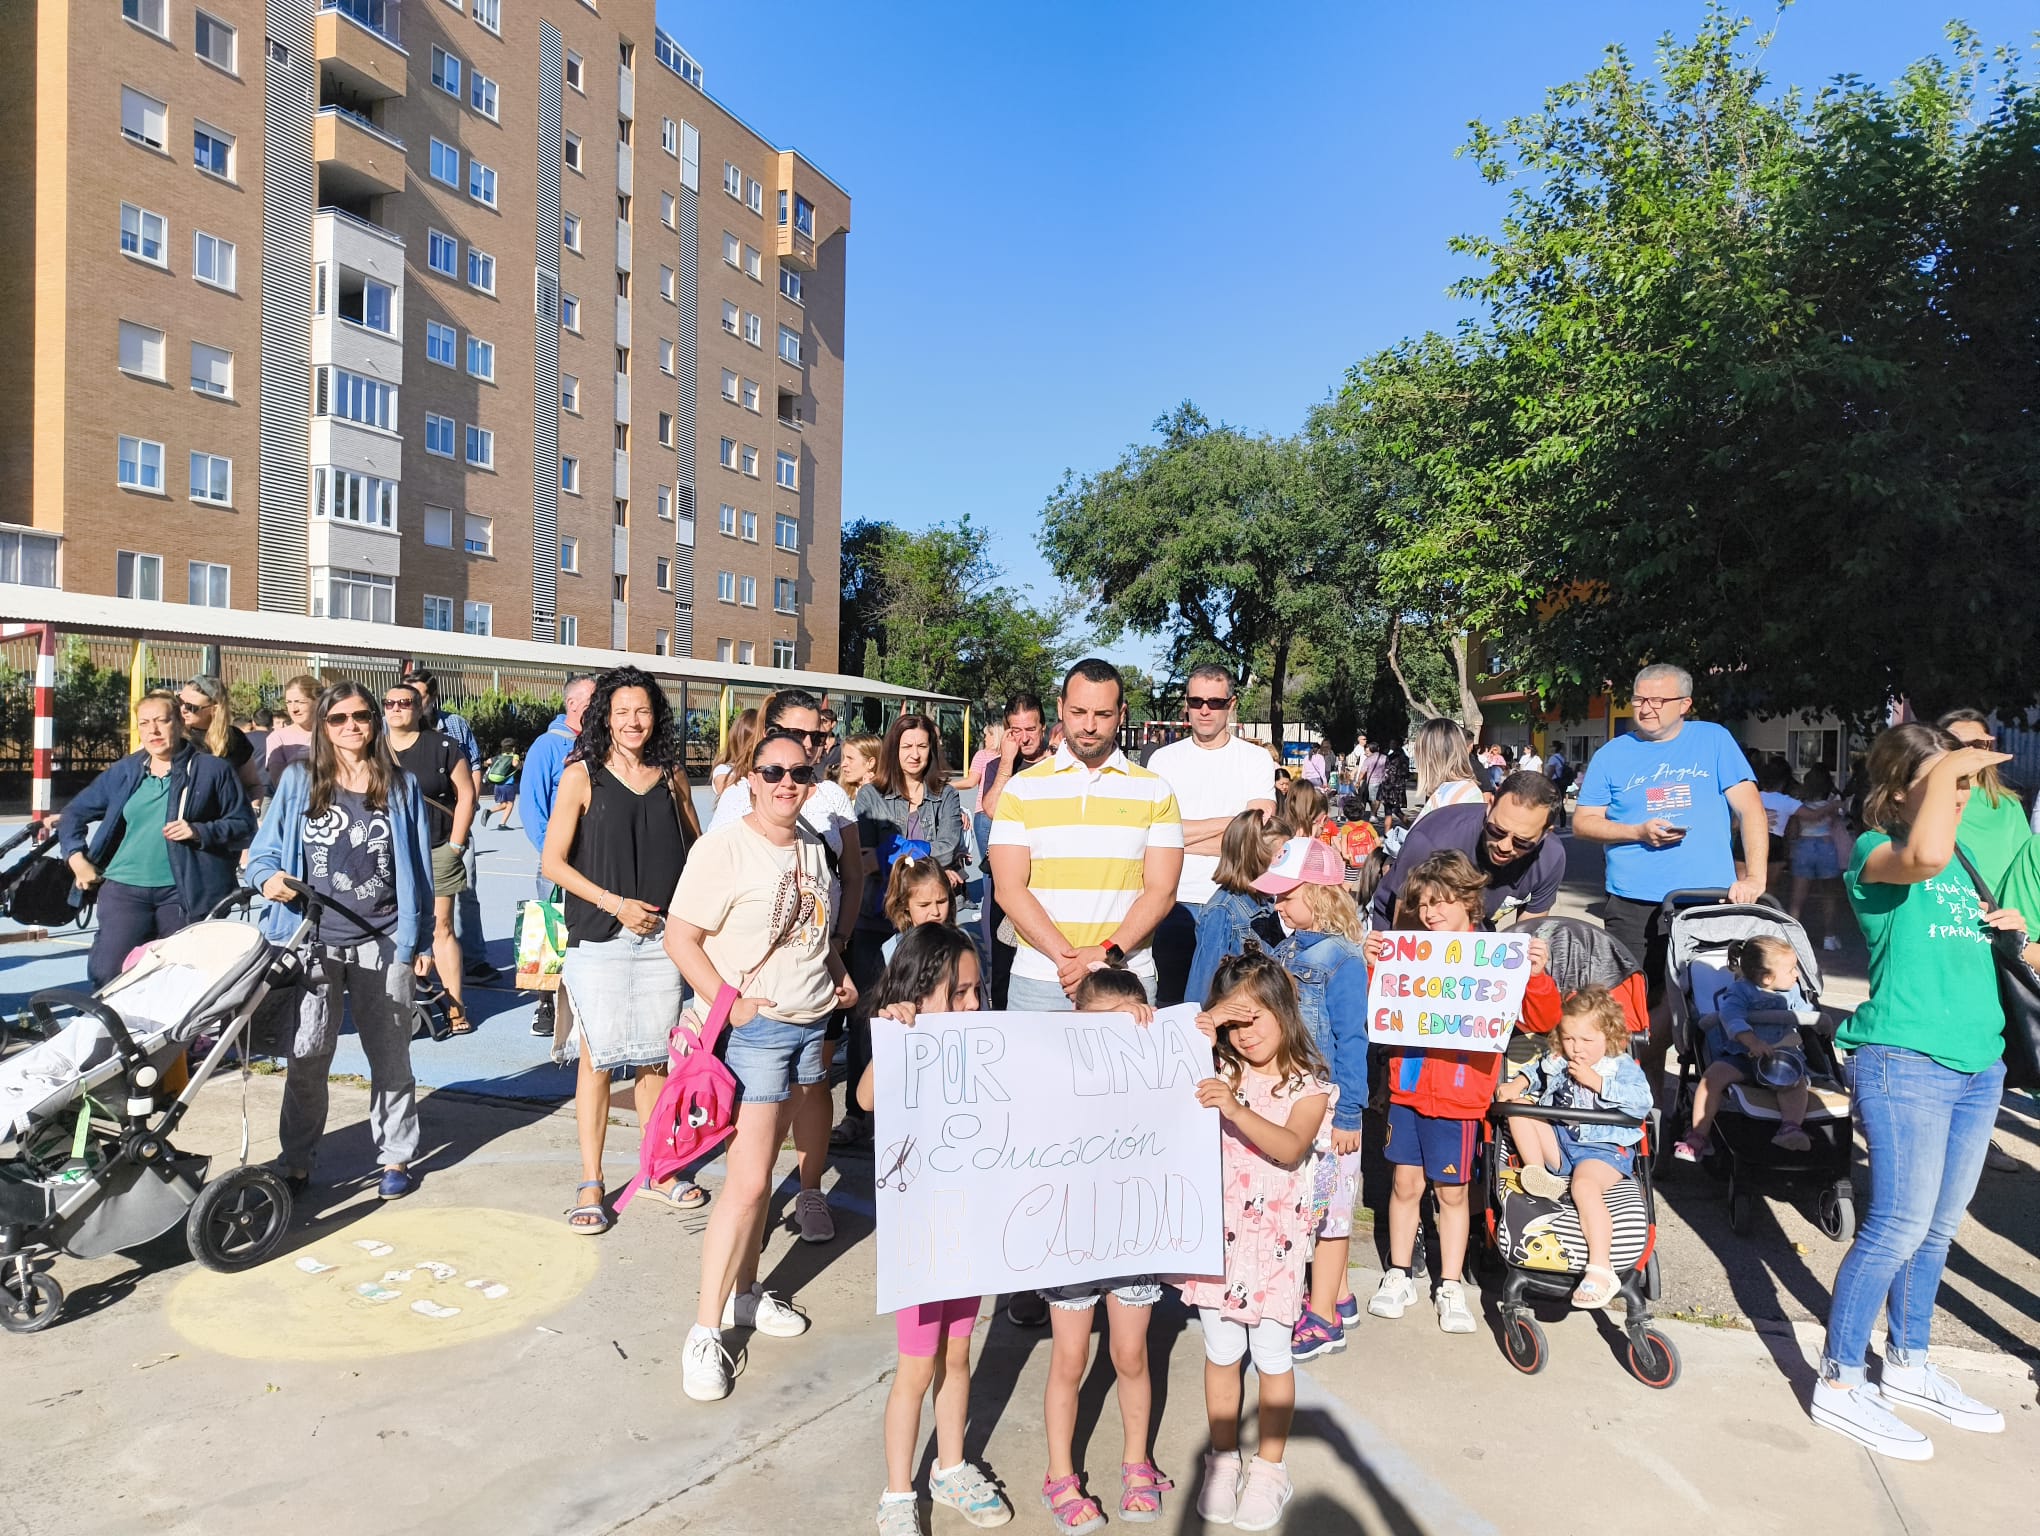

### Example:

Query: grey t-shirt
xmin=303 ymin=787 xmax=398 ymax=942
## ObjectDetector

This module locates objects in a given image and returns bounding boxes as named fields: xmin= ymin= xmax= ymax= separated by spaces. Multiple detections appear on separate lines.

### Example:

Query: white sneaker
xmin=796 ymin=1188 xmax=836 ymax=1243
xmin=722 ymin=1283 xmax=810 ymax=1338
xmin=682 ymin=1329 xmax=733 ymax=1402
xmin=1811 ymin=1379 xmax=1933 ymax=1460
xmin=1875 ymin=1360 xmax=2005 ymax=1434
xmin=1435 ymin=1280 xmax=1478 ymax=1335
xmin=1197 ymin=1449 xmax=1242 ymax=1525
xmin=1367 ymin=1269 xmax=1415 ymax=1320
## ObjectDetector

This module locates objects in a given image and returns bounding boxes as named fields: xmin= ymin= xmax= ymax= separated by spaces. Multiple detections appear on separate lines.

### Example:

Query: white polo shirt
xmin=1147 ymin=733 xmax=1277 ymax=904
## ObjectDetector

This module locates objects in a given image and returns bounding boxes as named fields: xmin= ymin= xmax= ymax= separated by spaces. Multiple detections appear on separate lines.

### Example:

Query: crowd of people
xmin=44 ymin=654 xmax=2037 ymax=1522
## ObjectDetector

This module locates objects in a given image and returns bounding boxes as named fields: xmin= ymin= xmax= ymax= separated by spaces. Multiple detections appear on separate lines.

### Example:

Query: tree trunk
xmin=1266 ymin=635 xmax=1291 ymax=744
xmin=1449 ymin=633 xmax=1485 ymax=735
xmin=1385 ymin=617 xmax=1449 ymax=722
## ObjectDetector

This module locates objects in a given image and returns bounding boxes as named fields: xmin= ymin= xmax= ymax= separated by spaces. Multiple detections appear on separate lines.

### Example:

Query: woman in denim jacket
xmin=246 ymin=680 xmax=433 ymax=1202
xmin=1186 ymin=812 xmax=1282 ymax=1007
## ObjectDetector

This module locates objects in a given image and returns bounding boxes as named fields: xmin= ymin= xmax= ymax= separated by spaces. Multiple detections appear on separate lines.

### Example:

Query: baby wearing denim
xmin=1675 ymin=935 xmax=1818 ymax=1159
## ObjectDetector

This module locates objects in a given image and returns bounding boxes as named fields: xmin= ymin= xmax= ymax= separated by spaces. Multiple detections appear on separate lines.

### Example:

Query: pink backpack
xmin=614 ymin=986 xmax=739 ymax=1213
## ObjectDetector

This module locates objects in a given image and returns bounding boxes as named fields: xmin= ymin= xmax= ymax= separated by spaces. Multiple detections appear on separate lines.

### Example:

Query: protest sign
xmin=870 ymin=1004 xmax=1222 ymax=1315
xmin=1365 ymin=930 xmax=1533 ymax=1055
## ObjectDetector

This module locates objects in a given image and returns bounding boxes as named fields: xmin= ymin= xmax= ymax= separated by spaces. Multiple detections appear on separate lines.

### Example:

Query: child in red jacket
xmin=1361 ymin=850 xmax=1558 ymax=1335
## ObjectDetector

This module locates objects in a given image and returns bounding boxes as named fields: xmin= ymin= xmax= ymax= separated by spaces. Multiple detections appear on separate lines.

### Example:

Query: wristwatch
xmin=1101 ymin=941 xmax=1125 ymax=966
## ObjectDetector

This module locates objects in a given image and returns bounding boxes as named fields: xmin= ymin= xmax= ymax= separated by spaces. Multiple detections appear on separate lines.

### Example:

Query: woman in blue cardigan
xmin=60 ymin=690 xmax=254 ymax=986
xmin=246 ymin=680 xmax=434 ymax=1201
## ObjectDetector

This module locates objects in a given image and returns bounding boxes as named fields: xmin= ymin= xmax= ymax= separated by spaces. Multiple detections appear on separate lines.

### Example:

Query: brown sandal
xmin=445 ymin=999 xmax=476 ymax=1036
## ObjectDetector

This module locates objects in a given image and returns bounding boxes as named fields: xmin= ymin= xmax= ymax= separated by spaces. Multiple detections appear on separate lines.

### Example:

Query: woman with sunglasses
xmin=177 ymin=674 xmax=263 ymax=797
xmin=383 ymin=682 xmax=480 ymax=1036
xmin=60 ymin=689 xmax=254 ymax=986
xmin=668 ymin=728 xmax=857 ymax=1402
xmin=1935 ymin=709 xmax=2033 ymax=888
xmin=541 ymin=667 xmax=702 ymax=1234
xmin=246 ymin=681 xmax=434 ymax=1201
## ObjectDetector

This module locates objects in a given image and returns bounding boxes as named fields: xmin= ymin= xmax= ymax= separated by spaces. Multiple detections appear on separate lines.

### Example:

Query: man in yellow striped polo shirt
xmin=988 ymin=658 xmax=1184 ymax=1011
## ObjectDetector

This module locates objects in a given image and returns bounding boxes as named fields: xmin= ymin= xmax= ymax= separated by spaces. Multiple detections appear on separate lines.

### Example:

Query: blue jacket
xmin=517 ymin=714 xmax=578 ymax=856
xmin=1273 ymin=928 xmax=1370 ymax=1132
xmin=1516 ymin=1051 xmax=1654 ymax=1148
xmin=1186 ymin=888 xmax=1271 ymax=1009
xmin=1718 ymin=978 xmax=1814 ymax=1048
xmin=245 ymin=762 xmax=433 ymax=962
xmin=58 ymin=745 xmax=254 ymax=918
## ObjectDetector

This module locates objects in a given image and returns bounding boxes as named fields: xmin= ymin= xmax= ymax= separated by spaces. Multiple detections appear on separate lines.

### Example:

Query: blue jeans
xmin=1821 ymin=1043 xmax=2004 ymax=1383
xmin=1005 ymin=973 xmax=1077 ymax=1013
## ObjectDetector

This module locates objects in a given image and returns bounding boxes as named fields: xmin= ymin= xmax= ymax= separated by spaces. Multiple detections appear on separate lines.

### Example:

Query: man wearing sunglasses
xmin=1147 ymin=664 xmax=1277 ymax=1005
xmin=1371 ymin=770 xmax=1568 ymax=930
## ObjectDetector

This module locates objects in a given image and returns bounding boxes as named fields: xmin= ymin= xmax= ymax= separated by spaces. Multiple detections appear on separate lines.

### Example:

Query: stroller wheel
xmin=187 ymin=1166 xmax=294 ymax=1272
xmin=0 ymin=1268 xmax=63 ymax=1334
xmin=1625 ymin=1328 xmax=1682 ymax=1389
xmin=1818 ymin=1181 xmax=1856 ymax=1244
xmin=1501 ymin=1314 xmax=1547 ymax=1375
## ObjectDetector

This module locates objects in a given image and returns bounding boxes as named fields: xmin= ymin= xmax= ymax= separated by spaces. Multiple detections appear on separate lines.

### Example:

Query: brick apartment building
xmin=0 ymin=0 xmax=848 ymax=670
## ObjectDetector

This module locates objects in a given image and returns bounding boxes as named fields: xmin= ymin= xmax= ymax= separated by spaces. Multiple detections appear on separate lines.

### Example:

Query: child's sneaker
xmin=1434 ymin=1279 xmax=1478 ymax=1334
xmin=875 ymin=1492 xmax=922 ymax=1536
xmin=1367 ymin=1268 xmax=1415 ymax=1319
xmin=1874 ymin=1360 xmax=2005 ymax=1434
xmin=1334 ymin=1292 xmax=1360 ymax=1327
xmin=1231 ymin=1457 xmax=1292 ymax=1532
xmin=1518 ymin=1163 xmax=1567 ymax=1199
xmin=1671 ymin=1132 xmax=1709 ymax=1164
xmin=930 ymin=1462 xmax=1013 ymax=1527
xmin=1772 ymin=1123 xmax=1813 ymax=1153
xmin=1811 ymin=1378 xmax=1933 ymax=1460
xmin=1196 ymin=1450 xmax=1242 ymax=1525
xmin=1290 ymin=1308 xmax=1346 ymax=1360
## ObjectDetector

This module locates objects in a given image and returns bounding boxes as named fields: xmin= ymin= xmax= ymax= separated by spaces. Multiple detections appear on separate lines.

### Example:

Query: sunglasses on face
xmin=326 ymin=708 xmax=376 ymax=726
xmin=756 ymin=763 xmax=820 ymax=785
xmin=382 ymin=697 xmax=416 ymax=711
xmin=1483 ymin=820 xmax=1543 ymax=852
xmin=1185 ymin=695 xmax=1232 ymax=712
xmin=178 ymin=699 xmax=208 ymax=714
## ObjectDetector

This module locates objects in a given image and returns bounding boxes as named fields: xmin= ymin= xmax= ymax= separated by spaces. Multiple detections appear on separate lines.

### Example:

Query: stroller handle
xmin=29 ymin=987 xmax=146 ymax=1072
xmin=263 ymin=874 xmax=390 ymax=940
xmin=209 ymin=888 xmax=260 ymax=920
xmin=1657 ymin=888 xmax=1785 ymax=915
xmin=1488 ymin=1103 xmax=1649 ymax=1130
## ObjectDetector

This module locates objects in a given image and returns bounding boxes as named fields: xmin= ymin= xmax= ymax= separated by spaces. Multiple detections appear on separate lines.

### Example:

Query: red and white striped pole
xmin=30 ymin=624 xmax=55 ymax=824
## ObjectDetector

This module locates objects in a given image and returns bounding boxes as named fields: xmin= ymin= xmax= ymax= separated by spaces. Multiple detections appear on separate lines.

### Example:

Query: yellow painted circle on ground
xmin=166 ymin=1207 xmax=600 ymax=1361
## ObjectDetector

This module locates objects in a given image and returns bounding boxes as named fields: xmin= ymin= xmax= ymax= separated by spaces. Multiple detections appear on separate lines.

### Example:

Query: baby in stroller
xmin=1494 ymin=988 xmax=1653 ymax=1308
xmin=1672 ymin=936 xmax=1816 ymax=1160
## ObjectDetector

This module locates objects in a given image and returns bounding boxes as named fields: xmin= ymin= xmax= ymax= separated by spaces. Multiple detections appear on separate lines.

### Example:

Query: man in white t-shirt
xmin=1147 ymin=663 xmax=1277 ymax=1005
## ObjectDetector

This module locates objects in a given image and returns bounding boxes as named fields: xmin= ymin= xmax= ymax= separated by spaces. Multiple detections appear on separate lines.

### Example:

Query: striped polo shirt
xmin=988 ymin=743 xmax=1183 ymax=981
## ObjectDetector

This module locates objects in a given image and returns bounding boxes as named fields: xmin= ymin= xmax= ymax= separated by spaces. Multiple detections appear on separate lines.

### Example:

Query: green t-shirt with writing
xmin=1957 ymin=788 xmax=2032 ymax=890
xmin=1841 ymin=831 xmax=2004 ymax=1073
xmin=1995 ymin=837 xmax=2040 ymax=936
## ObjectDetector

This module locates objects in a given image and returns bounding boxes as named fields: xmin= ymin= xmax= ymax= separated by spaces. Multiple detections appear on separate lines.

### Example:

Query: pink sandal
xmin=1120 ymin=1461 xmax=1174 ymax=1523
xmin=1041 ymin=1474 xmax=1105 ymax=1535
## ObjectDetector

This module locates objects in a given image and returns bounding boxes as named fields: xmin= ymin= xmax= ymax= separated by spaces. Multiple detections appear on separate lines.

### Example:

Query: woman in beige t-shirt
xmin=666 ymin=729 xmax=857 ymax=1403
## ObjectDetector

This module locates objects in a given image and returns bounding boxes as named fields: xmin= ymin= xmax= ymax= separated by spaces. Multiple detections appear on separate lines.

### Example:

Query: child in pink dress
xmin=1181 ymin=949 xmax=1333 ymax=1531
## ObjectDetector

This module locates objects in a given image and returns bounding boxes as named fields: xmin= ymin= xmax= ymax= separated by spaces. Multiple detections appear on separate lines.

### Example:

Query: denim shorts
xmin=1043 ymin=1277 xmax=1162 ymax=1310
xmin=1788 ymin=837 xmax=1841 ymax=880
xmin=1553 ymin=1125 xmax=1634 ymax=1177
xmin=718 ymin=1014 xmax=828 ymax=1106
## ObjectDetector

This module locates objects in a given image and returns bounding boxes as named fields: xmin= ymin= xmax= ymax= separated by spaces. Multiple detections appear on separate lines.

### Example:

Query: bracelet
xmin=602 ymin=891 xmax=619 ymax=916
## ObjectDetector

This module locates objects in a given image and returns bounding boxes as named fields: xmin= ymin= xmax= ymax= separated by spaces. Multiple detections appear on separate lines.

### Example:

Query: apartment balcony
xmin=316 ymin=106 xmax=406 ymax=202
xmin=316 ymin=0 xmax=407 ymax=101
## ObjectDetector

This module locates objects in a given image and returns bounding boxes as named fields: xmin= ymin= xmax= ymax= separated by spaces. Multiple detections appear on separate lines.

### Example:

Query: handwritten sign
xmin=870 ymin=1005 xmax=1222 ymax=1314
xmin=1365 ymin=931 xmax=1533 ymax=1055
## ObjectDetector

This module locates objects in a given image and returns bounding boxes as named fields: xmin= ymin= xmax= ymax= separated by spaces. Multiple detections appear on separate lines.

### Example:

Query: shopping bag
xmin=514 ymin=896 xmax=567 ymax=992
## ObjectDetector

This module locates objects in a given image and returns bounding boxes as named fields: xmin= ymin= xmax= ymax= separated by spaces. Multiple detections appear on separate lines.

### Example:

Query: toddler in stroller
xmin=1673 ymin=936 xmax=1817 ymax=1159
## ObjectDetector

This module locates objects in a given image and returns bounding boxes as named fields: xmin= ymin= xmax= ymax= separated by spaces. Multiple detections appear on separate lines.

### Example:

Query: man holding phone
xmin=1574 ymin=663 xmax=1768 ymax=1096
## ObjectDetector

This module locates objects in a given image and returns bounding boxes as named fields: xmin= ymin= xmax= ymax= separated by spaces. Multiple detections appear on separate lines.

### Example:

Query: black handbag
xmin=1950 ymin=847 xmax=2040 ymax=1092
xmin=6 ymin=853 xmax=88 ymax=929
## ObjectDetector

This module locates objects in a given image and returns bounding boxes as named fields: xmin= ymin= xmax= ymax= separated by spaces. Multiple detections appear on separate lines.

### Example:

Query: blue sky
xmin=661 ymin=0 xmax=2036 ymax=666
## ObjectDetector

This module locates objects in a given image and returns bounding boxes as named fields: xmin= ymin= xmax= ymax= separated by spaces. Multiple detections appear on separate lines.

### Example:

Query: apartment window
xmin=741 ymin=446 xmax=758 ymax=478
xmin=472 ymin=0 xmax=501 ymax=34
xmin=657 ymin=485 xmax=673 ymax=520
xmin=463 ymin=600 xmax=492 ymax=636
xmin=716 ymin=570 xmax=735 ymax=602
xmin=661 ymin=118 xmax=677 ymax=155
xmin=747 ymin=180 xmax=764 ymax=215
xmin=716 ymin=639 xmax=731 ymax=662
xmin=121 ymin=88 xmax=167 ymax=151
xmin=560 ymin=536 xmax=579 ymax=572
xmin=657 ymin=338 xmax=674 ymax=375
xmin=723 ymin=163 xmax=742 ymax=199
xmin=117 ymin=551 xmax=163 ymax=601
xmin=426 ymin=320 xmax=457 ymax=367
xmin=470 ymin=71 xmax=499 ymax=121
xmin=744 ymin=313 xmax=762 ymax=347
xmin=557 ymin=615 xmax=578 ymax=646
xmin=773 ymin=639 xmax=795 ymax=669
xmin=124 ymin=0 xmax=166 ymax=38
xmin=468 ymin=249 xmax=496 ymax=294
xmin=775 ymin=450 xmax=798 ymax=490
xmin=614 ymin=499 xmax=629 ymax=526
xmin=658 ymin=412 xmax=674 ymax=447
xmin=564 ymin=132 xmax=583 ymax=173
xmin=720 ymin=369 xmax=738 ymax=402
xmin=464 ymin=513 xmax=493 ymax=555
xmin=118 ymin=321 xmax=165 ymax=380
xmin=654 ymin=631 xmax=669 ymax=657
xmin=614 ymin=423 xmax=630 ymax=452
xmin=423 ymin=506 xmax=453 ymax=547
xmin=738 ymin=641 xmax=755 ymax=665
xmin=774 ymin=577 xmax=798 ymax=613
xmin=188 ymin=560 xmax=230 ymax=607
xmin=616 ymin=346 xmax=629 ymax=374
xmin=719 ymin=503 xmax=736 ymax=536
xmin=117 ymin=435 xmax=164 ymax=491
xmin=321 ymin=569 xmax=395 ymax=624
xmin=469 ymin=161 xmax=498 ymax=208
xmin=465 ymin=426 xmax=494 ymax=468
xmin=793 ymin=195 xmax=816 ymax=237
xmin=611 ymin=574 xmax=628 ymax=602
xmin=563 ymin=213 xmax=585 ymax=252
xmin=778 ymin=326 xmax=803 ymax=366
xmin=317 ymin=466 xmax=398 ymax=529
xmin=656 ymin=558 xmax=671 ymax=591
xmin=194 ymin=12 xmax=236 ymax=71
xmin=120 ymin=203 xmax=167 ymax=266
xmin=775 ymin=514 xmax=798 ymax=551
xmin=740 ymin=576 xmax=757 ymax=607
xmin=0 ymin=528 xmax=59 ymax=588
xmin=431 ymin=46 xmax=463 ymax=97
xmin=561 ymin=456 xmax=580 ymax=493
xmin=780 ymin=268 xmax=803 ymax=305
xmin=428 ymin=230 xmax=458 ymax=276
xmin=423 ymin=595 xmax=454 ymax=632
xmin=721 ymin=301 xmax=739 ymax=335
xmin=742 ymin=380 xmax=760 ymax=413
xmin=466 ymin=336 xmax=495 ymax=381
xmin=561 ymin=294 xmax=580 ymax=332
xmin=429 ymin=138 xmax=460 ymax=187
xmin=741 ymin=510 xmax=758 ymax=542
xmin=564 ymin=51 xmax=583 ymax=91
xmin=424 ymin=413 xmax=455 ymax=456
xmin=744 ymin=246 xmax=761 ymax=281
xmin=192 ymin=121 xmax=234 ymax=179
xmin=661 ymin=192 xmax=675 ymax=228
xmin=194 ymin=230 xmax=236 ymax=290
xmin=337 ymin=270 xmax=394 ymax=333
xmin=659 ymin=265 xmax=675 ymax=301
xmin=718 ymin=437 xmax=735 ymax=469
xmin=189 ymin=452 xmax=232 ymax=505
xmin=320 ymin=367 xmax=397 ymax=430
xmin=561 ymin=374 xmax=580 ymax=412
xmin=722 ymin=232 xmax=740 ymax=268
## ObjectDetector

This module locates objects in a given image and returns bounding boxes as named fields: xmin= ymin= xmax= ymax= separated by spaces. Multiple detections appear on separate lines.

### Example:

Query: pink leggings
xmin=894 ymin=1295 xmax=982 ymax=1357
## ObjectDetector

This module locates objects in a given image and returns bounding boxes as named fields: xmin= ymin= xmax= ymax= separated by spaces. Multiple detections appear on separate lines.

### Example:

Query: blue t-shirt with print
xmin=1578 ymin=721 xmax=1755 ymax=902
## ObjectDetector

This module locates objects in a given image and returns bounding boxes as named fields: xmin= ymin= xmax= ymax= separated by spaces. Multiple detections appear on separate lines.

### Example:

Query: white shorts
xmin=1198 ymin=1308 xmax=1294 ymax=1377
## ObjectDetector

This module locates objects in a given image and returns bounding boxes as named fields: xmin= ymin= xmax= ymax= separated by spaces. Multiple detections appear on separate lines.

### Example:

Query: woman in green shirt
xmin=1814 ymin=724 xmax=2032 ymax=1461
xmin=1935 ymin=709 xmax=2033 ymax=887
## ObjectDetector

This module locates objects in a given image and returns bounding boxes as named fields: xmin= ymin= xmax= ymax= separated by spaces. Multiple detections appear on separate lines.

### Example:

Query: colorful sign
xmin=1365 ymin=931 xmax=1534 ymax=1055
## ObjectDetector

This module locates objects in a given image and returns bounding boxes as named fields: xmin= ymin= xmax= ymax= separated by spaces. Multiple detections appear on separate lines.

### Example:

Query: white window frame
xmin=121 ymin=203 xmax=167 ymax=267
xmin=423 ymin=506 xmax=454 ymax=548
xmin=194 ymin=11 xmax=237 ymax=73
xmin=121 ymin=87 xmax=167 ymax=152
xmin=715 ymin=639 xmax=732 ymax=662
xmin=744 ymin=245 xmax=761 ymax=281
xmin=470 ymin=70 xmax=499 ymax=121
xmin=739 ymin=575 xmax=757 ymax=608
xmin=118 ymin=320 xmax=165 ymax=380
xmin=556 ymin=615 xmax=578 ymax=646
xmin=427 ymin=228 xmax=459 ymax=276
xmin=561 ymin=294 xmax=581 ymax=332
xmin=193 ymin=120 xmax=235 ymax=183
xmin=780 ymin=268 xmax=803 ymax=305
xmin=774 ymin=577 xmax=798 ymax=614
xmin=472 ymin=0 xmax=501 ymax=36
xmin=659 ymin=265 xmax=675 ymax=302
xmin=722 ymin=231 xmax=740 ymax=268
xmin=716 ymin=570 xmax=735 ymax=603
xmin=564 ymin=51 xmax=583 ymax=91
xmin=718 ymin=437 xmax=736 ymax=470
xmin=718 ymin=504 xmax=736 ymax=536
xmin=720 ymin=368 xmax=738 ymax=402
xmin=564 ymin=132 xmax=583 ymax=173
xmin=123 ymin=0 xmax=167 ymax=39
xmin=657 ymin=412 xmax=674 ymax=447
xmin=423 ymin=595 xmax=455 ymax=632
xmin=747 ymin=179 xmax=764 ymax=216
xmin=426 ymin=320 xmax=458 ymax=368
xmin=430 ymin=138 xmax=461 ymax=188
xmin=116 ymin=550 xmax=163 ymax=601
xmin=740 ymin=446 xmax=758 ymax=478
xmin=661 ymin=192 xmax=675 ymax=228
xmin=464 ymin=513 xmax=493 ymax=555
xmin=465 ymin=425 xmax=495 ymax=468
xmin=657 ymin=339 xmax=675 ymax=375
xmin=320 ymin=568 xmax=396 ymax=625
xmin=561 ymin=373 xmax=580 ymax=413
xmin=463 ymin=600 xmax=493 ymax=636
xmin=468 ymin=248 xmax=496 ymax=294
xmin=466 ymin=335 xmax=495 ymax=381
xmin=431 ymin=46 xmax=463 ymax=98
xmin=562 ymin=213 xmax=581 ymax=252
xmin=561 ymin=456 xmax=580 ymax=493
xmin=560 ymin=535 xmax=580 ymax=572
xmin=724 ymin=162 xmax=742 ymax=199
xmin=721 ymin=301 xmax=739 ymax=335
xmin=744 ymin=313 xmax=762 ymax=347
xmin=656 ymin=557 xmax=671 ymax=591
xmin=740 ymin=510 xmax=757 ymax=542
xmin=469 ymin=160 xmax=498 ymax=208
xmin=662 ymin=118 xmax=677 ymax=156
xmin=316 ymin=466 xmax=398 ymax=529
xmin=738 ymin=641 xmax=755 ymax=666
xmin=655 ymin=631 xmax=669 ymax=657
xmin=657 ymin=485 xmax=673 ymax=520
xmin=194 ymin=230 xmax=237 ymax=291
xmin=424 ymin=413 xmax=456 ymax=458
xmin=773 ymin=639 xmax=796 ymax=669
xmin=188 ymin=559 xmax=230 ymax=607
xmin=189 ymin=341 xmax=234 ymax=398
xmin=189 ymin=452 xmax=232 ymax=506
xmin=774 ymin=514 xmax=798 ymax=551
xmin=778 ymin=325 xmax=804 ymax=366
xmin=742 ymin=380 xmax=760 ymax=414
xmin=117 ymin=435 xmax=164 ymax=492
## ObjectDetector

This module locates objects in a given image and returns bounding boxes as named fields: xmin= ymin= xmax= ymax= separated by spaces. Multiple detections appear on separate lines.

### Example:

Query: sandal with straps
xmin=1119 ymin=1461 xmax=1174 ymax=1523
xmin=1040 ymin=1474 xmax=1105 ymax=1536
xmin=565 ymin=1180 xmax=612 ymax=1235
xmin=445 ymin=998 xmax=476 ymax=1036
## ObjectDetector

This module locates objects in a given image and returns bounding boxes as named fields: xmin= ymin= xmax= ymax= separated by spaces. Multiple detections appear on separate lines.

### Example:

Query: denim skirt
xmin=560 ymin=927 xmax=684 ymax=1070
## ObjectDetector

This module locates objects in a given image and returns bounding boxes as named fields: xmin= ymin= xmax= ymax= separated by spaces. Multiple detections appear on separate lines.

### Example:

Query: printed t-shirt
xmin=303 ymin=787 xmax=398 ymax=943
xmin=1840 ymin=831 xmax=2004 ymax=1073
xmin=103 ymin=770 xmax=175 ymax=888
xmin=1148 ymin=734 xmax=1277 ymax=905
xmin=1577 ymin=722 xmax=1755 ymax=902
xmin=1957 ymin=789 xmax=2033 ymax=890
xmin=669 ymin=818 xmax=836 ymax=1025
